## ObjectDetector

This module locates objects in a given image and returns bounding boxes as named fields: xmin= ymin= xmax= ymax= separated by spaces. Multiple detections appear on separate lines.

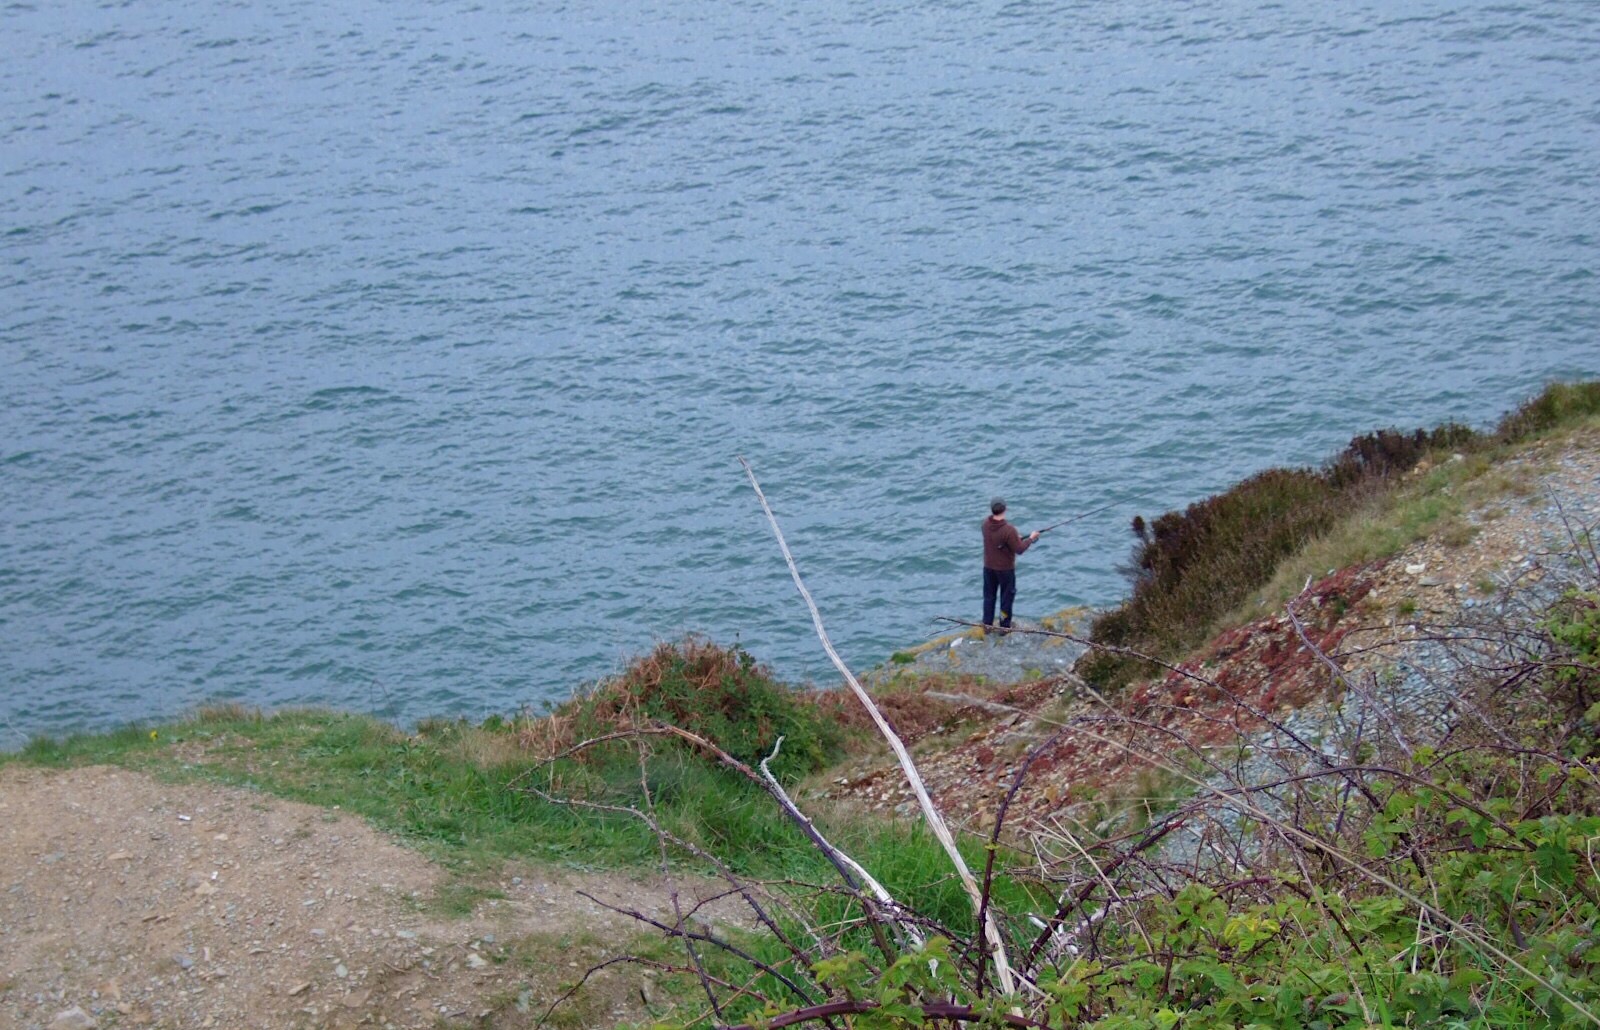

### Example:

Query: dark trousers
xmin=983 ymin=568 xmax=1017 ymax=629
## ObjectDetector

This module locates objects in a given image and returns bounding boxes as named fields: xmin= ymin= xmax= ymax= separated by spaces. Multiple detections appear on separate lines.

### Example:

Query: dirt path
xmin=0 ymin=766 xmax=702 ymax=1030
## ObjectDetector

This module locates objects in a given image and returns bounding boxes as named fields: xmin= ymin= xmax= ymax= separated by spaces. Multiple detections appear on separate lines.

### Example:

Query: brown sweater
xmin=982 ymin=515 xmax=1032 ymax=571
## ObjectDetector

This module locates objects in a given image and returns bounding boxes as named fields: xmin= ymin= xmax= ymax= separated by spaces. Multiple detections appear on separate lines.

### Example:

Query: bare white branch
xmin=739 ymin=456 xmax=1018 ymax=997
xmin=759 ymin=737 xmax=924 ymax=949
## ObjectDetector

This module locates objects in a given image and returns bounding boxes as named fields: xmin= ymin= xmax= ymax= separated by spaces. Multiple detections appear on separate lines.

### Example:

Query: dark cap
xmin=990 ymin=497 xmax=1006 ymax=515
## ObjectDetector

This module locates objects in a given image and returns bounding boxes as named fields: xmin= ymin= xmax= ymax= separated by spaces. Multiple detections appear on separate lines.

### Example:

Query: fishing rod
xmin=1033 ymin=500 xmax=1118 ymax=536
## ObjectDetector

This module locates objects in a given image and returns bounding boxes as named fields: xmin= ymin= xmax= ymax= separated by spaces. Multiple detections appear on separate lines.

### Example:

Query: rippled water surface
xmin=3 ymin=0 xmax=1598 ymax=743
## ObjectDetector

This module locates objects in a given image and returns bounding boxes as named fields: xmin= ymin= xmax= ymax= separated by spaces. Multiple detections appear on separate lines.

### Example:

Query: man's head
xmin=990 ymin=498 xmax=1006 ymax=516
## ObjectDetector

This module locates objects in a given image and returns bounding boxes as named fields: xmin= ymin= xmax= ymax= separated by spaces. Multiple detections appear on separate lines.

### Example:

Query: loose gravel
xmin=0 ymin=765 xmax=707 ymax=1029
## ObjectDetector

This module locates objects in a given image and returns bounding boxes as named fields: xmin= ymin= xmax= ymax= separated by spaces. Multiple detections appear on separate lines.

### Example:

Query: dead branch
xmin=758 ymin=737 xmax=925 ymax=953
xmin=576 ymin=889 xmax=822 ymax=1007
xmin=638 ymin=741 xmax=723 ymax=1019
xmin=525 ymin=781 xmax=824 ymax=988
xmin=535 ymin=954 xmax=771 ymax=1030
xmin=716 ymin=998 xmax=1058 ymax=1030
xmin=741 ymin=456 xmax=1019 ymax=996
xmin=1286 ymin=577 xmax=1412 ymax=753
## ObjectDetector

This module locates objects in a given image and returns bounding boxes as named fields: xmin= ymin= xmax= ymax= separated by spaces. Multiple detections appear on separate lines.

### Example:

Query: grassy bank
xmin=2 ymin=641 xmax=1040 ymax=937
xmin=2 ymin=655 xmax=1050 ymax=1026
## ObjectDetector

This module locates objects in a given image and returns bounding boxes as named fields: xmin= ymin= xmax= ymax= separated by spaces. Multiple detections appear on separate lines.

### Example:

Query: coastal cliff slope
xmin=5 ymin=398 xmax=1600 ymax=1029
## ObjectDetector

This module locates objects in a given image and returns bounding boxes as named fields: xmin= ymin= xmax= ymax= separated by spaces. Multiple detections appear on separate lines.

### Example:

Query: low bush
xmin=1325 ymin=422 xmax=1481 ymax=488
xmin=1081 ymin=382 xmax=1599 ymax=691
xmin=1497 ymin=380 xmax=1600 ymax=443
xmin=561 ymin=636 xmax=838 ymax=781
xmin=1080 ymin=462 xmax=1354 ymax=687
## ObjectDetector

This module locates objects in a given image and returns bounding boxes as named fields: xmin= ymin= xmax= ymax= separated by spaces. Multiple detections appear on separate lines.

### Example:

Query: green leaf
xmin=872 ymin=1002 xmax=925 ymax=1025
xmin=1536 ymin=840 xmax=1578 ymax=886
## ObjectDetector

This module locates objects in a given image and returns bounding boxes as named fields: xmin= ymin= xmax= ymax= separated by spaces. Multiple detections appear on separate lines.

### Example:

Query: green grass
xmin=9 ymin=721 xmax=167 ymax=767
xmin=3 ymin=638 xmax=1054 ymax=969
xmin=3 ymin=703 xmax=1042 ymax=935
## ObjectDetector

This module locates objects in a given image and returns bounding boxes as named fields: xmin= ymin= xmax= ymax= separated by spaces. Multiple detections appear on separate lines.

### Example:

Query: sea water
xmin=3 ymin=0 xmax=1597 ymax=744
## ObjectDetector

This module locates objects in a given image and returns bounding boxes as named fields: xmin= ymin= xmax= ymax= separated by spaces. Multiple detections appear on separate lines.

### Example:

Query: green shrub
xmin=1497 ymin=381 xmax=1600 ymax=443
xmin=662 ymin=741 xmax=1600 ymax=1030
xmin=1545 ymin=591 xmax=1600 ymax=757
xmin=1081 ymin=465 xmax=1347 ymax=687
xmin=568 ymin=637 xmax=838 ymax=781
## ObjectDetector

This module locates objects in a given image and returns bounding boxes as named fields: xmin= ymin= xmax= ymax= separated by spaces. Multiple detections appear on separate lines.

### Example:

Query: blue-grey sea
xmin=3 ymin=0 xmax=1597 ymax=746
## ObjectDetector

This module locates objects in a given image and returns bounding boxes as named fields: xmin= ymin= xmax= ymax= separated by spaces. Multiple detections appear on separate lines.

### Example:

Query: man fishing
xmin=981 ymin=498 xmax=1039 ymax=637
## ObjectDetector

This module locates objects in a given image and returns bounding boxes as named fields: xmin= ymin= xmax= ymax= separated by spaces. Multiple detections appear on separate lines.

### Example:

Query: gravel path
xmin=0 ymin=765 xmax=707 ymax=1030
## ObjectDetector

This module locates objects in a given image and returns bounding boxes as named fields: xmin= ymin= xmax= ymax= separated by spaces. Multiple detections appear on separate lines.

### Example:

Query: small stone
xmin=335 ymin=963 xmax=348 ymax=978
xmin=287 ymin=982 xmax=312 ymax=996
xmin=194 ymin=883 xmax=219 ymax=897
xmin=107 ymin=851 xmax=133 ymax=863
xmin=175 ymin=954 xmax=194 ymax=970
xmin=1405 ymin=563 xmax=1427 ymax=575
xmin=342 ymin=990 xmax=370 ymax=1009
xmin=51 ymin=1006 xmax=97 ymax=1029
xmin=466 ymin=953 xmax=489 ymax=970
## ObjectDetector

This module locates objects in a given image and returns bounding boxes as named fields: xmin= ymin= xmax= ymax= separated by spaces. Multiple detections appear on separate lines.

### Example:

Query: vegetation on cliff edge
xmin=1081 ymin=380 xmax=1600 ymax=689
